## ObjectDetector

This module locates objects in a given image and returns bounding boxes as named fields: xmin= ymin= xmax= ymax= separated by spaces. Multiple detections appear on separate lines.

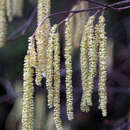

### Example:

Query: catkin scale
xmin=0 ymin=0 xmax=6 ymax=48
xmin=97 ymin=16 xmax=107 ymax=117
xmin=65 ymin=19 xmax=74 ymax=120
xmin=53 ymin=28 xmax=62 ymax=130
xmin=22 ymin=55 xmax=34 ymax=130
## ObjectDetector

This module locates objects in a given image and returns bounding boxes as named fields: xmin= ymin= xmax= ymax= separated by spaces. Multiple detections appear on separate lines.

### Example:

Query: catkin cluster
xmin=22 ymin=1 xmax=108 ymax=129
xmin=80 ymin=15 xmax=107 ymax=117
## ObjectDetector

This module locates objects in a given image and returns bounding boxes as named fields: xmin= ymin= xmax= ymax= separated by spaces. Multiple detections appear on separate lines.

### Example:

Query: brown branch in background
xmin=7 ymin=0 xmax=130 ymax=41
xmin=7 ymin=7 xmax=37 ymax=41
xmin=31 ymin=0 xmax=130 ymax=39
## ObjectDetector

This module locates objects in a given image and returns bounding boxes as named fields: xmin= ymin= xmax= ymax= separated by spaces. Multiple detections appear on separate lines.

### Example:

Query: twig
xmin=86 ymin=0 xmax=118 ymax=11
xmin=7 ymin=7 xmax=37 ymax=41
xmin=111 ymin=0 xmax=130 ymax=7
xmin=21 ymin=7 xmax=37 ymax=35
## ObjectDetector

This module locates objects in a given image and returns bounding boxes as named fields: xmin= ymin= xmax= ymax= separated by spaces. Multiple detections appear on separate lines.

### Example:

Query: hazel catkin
xmin=0 ymin=0 xmax=6 ymax=48
xmin=80 ymin=22 xmax=90 ymax=112
xmin=22 ymin=54 xmax=34 ymax=130
xmin=53 ymin=26 xmax=63 ymax=130
xmin=97 ymin=15 xmax=107 ymax=117
xmin=65 ymin=18 xmax=74 ymax=120
xmin=46 ymin=25 xmax=57 ymax=108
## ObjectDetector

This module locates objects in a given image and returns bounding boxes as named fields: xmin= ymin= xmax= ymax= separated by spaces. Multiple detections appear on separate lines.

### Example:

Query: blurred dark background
xmin=0 ymin=0 xmax=130 ymax=130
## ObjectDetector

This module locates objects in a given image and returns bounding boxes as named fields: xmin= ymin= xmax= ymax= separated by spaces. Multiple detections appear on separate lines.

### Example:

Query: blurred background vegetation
xmin=0 ymin=0 xmax=130 ymax=130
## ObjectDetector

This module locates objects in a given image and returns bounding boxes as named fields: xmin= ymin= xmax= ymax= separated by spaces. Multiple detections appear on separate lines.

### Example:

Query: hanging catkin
xmin=22 ymin=54 xmax=34 ymax=130
xmin=73 ymin=1 xmax=88 ymax=48
xmin=53 ymin=26 xmax=62 ymax=130
xmin=85 ymin=16 xmax=95 ymax=106
xmin=97 ymin=15 xmax=107 ymax=117
xmin=46 ymin=25 xmax=57 ymax=108
xmin=65 ymin=18 xmax=74 ymax=120
xmin=80 ymin=23 xmax=90 ymax=112
xmin=35 ymin=0 xmax=51 ymax=86
xmin=6 ymin=0 xmax=13 ymax=22
xmin=0 ymin=0 xmax=6 ymax=48
xmin=12 ymin=0 xmax=23 ymax=17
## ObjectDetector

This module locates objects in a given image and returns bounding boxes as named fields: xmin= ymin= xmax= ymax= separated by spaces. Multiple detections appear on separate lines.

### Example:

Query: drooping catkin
xmin=12 ymin=0 xmax=23 ymax=17
xmin=28 ymin=36 xmax=37 ymax=68
xmin=97 ymin=16 xmax=107 ymax=117
xmin=35 ymin=0 xmax=51 ymax=85
xmin=80 ymin=23 xmax=90 ymax=112
xmin=46 ymin=25 xmax=57 ymax=108
xmin=0 ymin=0 xmax=6 ymax=48
xmin=85 ymin=16 xmax=95 ymax=106
xmin=65 ymin=19 xmax=74 ymax=120
xmin=6 ymin=0 xmax=13 ymax=22
xmin=73 ymin=1 xmax=88 ymax=48
xmin=22 ymin=54 xmax=34 ymax=130
xmin=53 ymin=27 xmax=62 ymax=130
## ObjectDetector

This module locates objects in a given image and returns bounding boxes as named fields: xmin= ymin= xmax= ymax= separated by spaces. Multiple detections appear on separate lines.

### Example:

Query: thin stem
xmin=118 ymin=5 xmax=130 ymax=11
xmin=111 ymin=0 xmax=130 ymax=7
xmin=31 ymin=0 xmax=130 ymax=38
xmin=57 ymin=13 xmax=74 ymax=27
xmin=86 ymin=0 xmax=118 ymax=11
xmin=38 ymin=7 xmax=101 ymax=28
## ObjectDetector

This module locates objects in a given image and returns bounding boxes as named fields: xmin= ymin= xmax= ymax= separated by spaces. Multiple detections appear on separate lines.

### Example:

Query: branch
xmin=7 ymin=7 xmax=37 ymax=41
xmin=86 ymin=0 xmax=118 ymax=11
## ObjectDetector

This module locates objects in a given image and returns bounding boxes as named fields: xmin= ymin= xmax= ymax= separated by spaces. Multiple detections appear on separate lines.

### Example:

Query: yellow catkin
xmin=73 ymin=1 xmax=88 ymax=48
xmin=65 ymin=19 xmax=73 ymax=120
xmin=85 ymin=16 xmax=95 ymax=106
xmin=6 ymin=0 xmax=13 ymax=22
xmin=22 ymin=54 xmax=34 ymax=130
xmin=0 ymin=0 xmax=6 ymax=48
xmin=97 ymin=16 xmax=107 ymax=117
xmin=46 ymin=25 xmax=57 ymax=108
xmin=35 ymin=0 xmax=51 ymax=82
xmin=53 ymin=28 xmax=62 ymax=130
xmin=28 ymin=36 xmax=37 ymax=68
xmin=12 ymin=0 xmax=23 ymax=17
xmin=80 ymin=23 xmax=90 ymax=112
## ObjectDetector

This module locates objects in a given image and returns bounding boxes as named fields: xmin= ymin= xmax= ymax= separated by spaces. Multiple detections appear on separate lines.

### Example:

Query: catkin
xmin=35 ymin=0 xmax=51 ymax=86
xmin=28 ymin=36 xmax=37 ymax=68
xmin=0 ymin=0 xmax=6 ymax=48
xmin=46 ymin=25 xmax=57 ymax=108
xmin=65 ymin=19 xmax=74 ymax=120
xmin=22 ymin=55 xmax=34 ymax=130
xmin=53 ymin=28 xmax=62 ymax=130
xmin=12 ymin=0 xmax=23 ymax=17
xmin=85 ymin=16 xmax=95 ymax=106
xmin=73 ymin=1 xmax=88 ymax=48
xmin=6 ymin=0 xmax=13 ymax=22
xmin=80 ymin=23 xmax=90 ymax=112
xmin=97 ymin=16 xmax=107 ymax=117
